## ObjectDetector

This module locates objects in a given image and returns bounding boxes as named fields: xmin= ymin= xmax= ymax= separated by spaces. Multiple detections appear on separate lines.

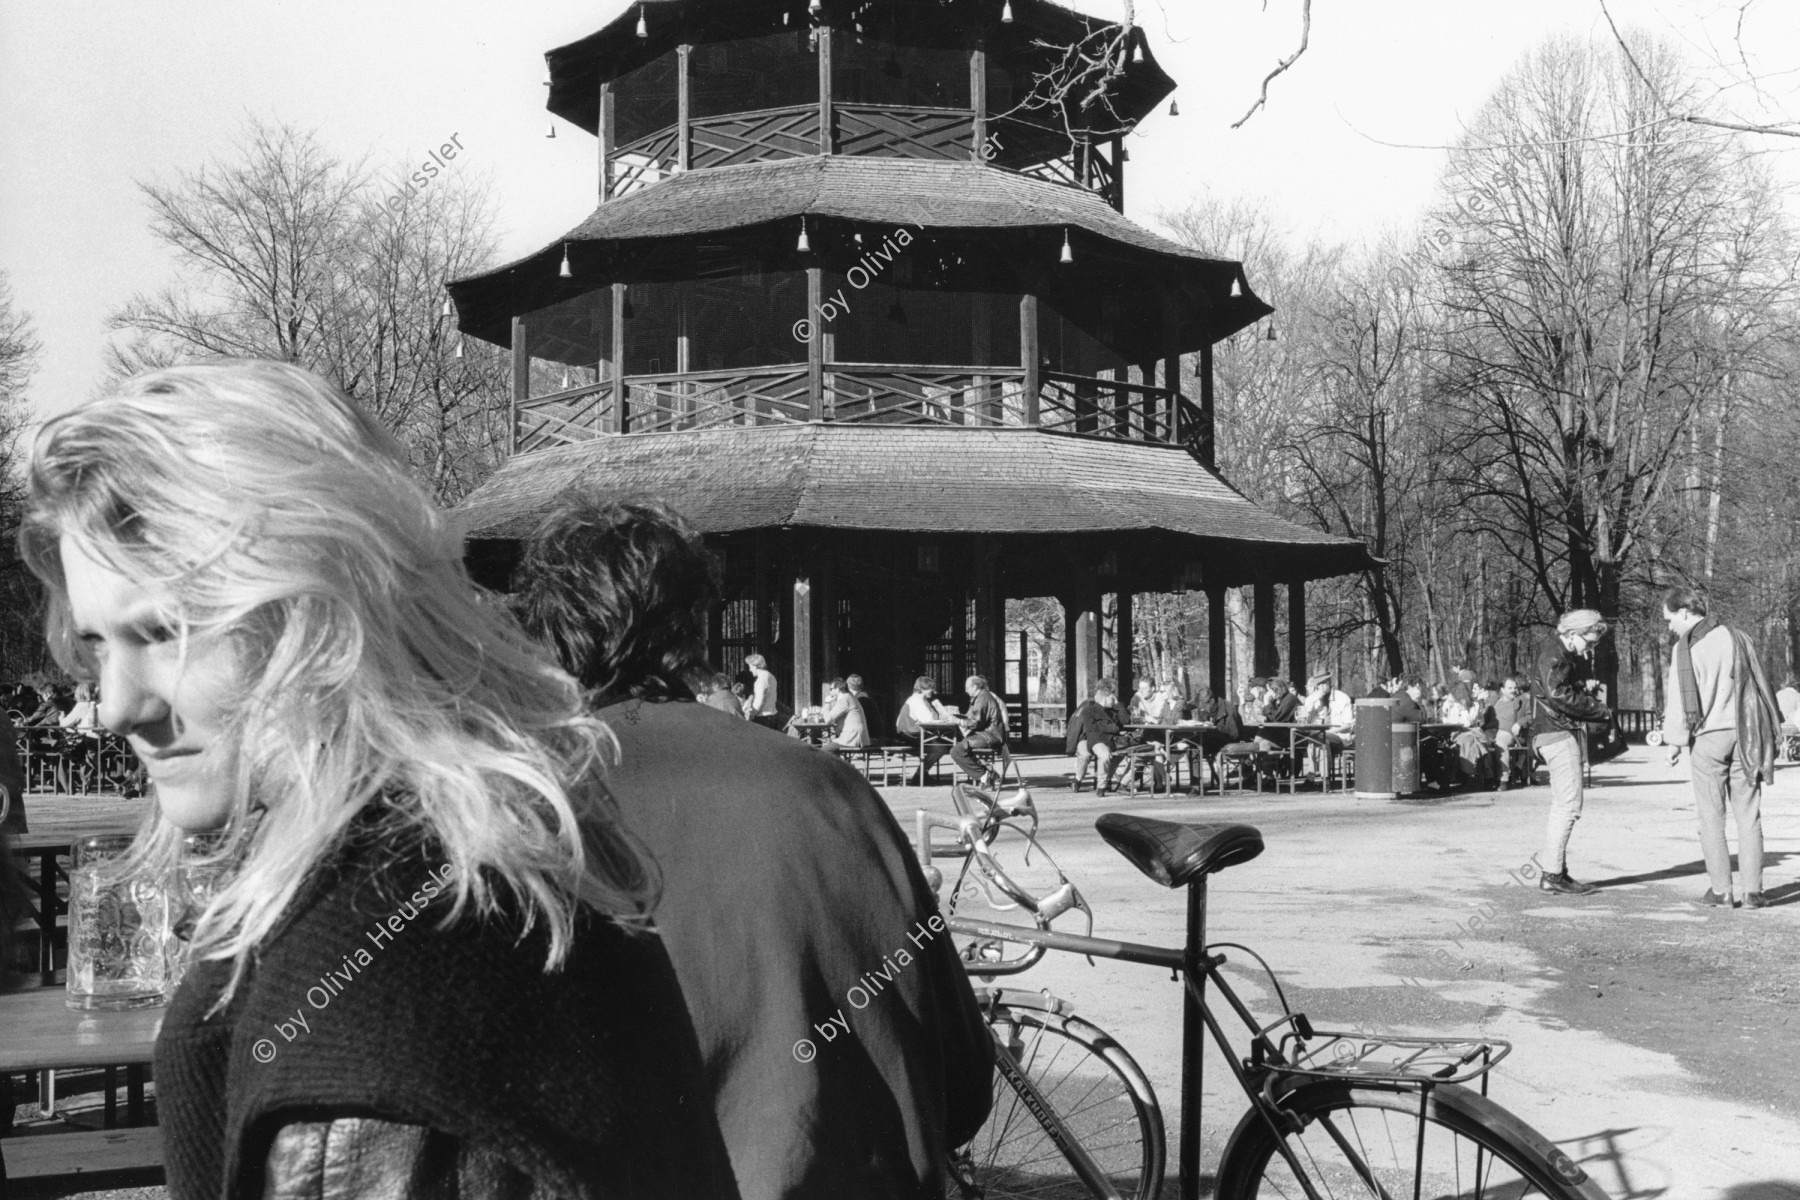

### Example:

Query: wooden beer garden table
xmin=917 ymin=720 xmax=963 ymax=786
xmin=1255 ymin=722 xmax=1340 ymax=793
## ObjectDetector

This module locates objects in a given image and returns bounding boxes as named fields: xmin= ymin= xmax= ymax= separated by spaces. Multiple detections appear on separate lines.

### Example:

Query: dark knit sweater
xmin=155 ymin=821 xmax=739 ymax=1200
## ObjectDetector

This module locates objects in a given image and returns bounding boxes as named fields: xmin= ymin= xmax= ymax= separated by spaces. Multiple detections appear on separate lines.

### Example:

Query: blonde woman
xmin=21 ymin=361 xmax=736 ymax=1198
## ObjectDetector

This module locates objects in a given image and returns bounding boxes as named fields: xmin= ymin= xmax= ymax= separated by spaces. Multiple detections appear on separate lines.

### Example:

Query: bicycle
xmin=918 ymin=783 xmax=1610 ymax=1200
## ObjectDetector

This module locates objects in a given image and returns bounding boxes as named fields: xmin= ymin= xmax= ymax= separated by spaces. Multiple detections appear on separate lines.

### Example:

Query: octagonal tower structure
xmin=452 ymin=0 xmax=1374 ymax=726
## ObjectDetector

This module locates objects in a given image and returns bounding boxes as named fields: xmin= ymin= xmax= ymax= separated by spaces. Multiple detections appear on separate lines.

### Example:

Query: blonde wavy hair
xmin=20 ymin=360 xmax=654 ymax=999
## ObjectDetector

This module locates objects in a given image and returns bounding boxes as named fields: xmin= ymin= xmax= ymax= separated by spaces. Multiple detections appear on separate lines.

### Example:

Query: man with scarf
xmin=1662 ymin=587 xmax=1778 ymax=909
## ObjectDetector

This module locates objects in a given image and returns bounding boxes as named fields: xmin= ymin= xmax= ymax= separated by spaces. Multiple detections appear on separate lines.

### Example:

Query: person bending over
xmin=513 ymin=496 xmax=993 ymax=1200
xmin=1530 ymin=610 xmax=1613 ymax=896
xmin=22 ymin=361 xmax=734 ymax=1199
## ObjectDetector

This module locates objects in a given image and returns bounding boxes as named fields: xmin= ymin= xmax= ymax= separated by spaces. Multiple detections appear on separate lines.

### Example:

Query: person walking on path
xmin=1531 ymin=609 xmax=1614 ymax=896
xmin=1661 ymin=587 xmax=1780 ymax=909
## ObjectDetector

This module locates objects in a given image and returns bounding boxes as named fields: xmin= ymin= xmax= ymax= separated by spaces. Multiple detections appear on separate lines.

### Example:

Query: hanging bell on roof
xmin=1169 ymin=99 xmax=1180 ymax=117
xmin=559 ymin=245 xmax=572 ymax=279
xmin=636 ymin=5 xmax=648 ymax=37
xmin=441 ymin=296 xmax=453 ymax=317
xmin=1059 ymin=229 xmax=1073 ymax=265
xmin=454 ymin=339 xmax=465 ymax=359
xmin=797 ymin=218 xmax=811 ymax=254
xmin=1002 ymin=0 xmax=1014 ymax=22
xmin=546 ymin=123 xmax=557 ymax=139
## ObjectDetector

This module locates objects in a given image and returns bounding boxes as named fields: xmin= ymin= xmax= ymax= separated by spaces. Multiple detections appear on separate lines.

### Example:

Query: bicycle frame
xmin=922 ymin=800 xmax=1517 ymax=1200
xmin=948 ymin=874 xmax=1502 ymax=1200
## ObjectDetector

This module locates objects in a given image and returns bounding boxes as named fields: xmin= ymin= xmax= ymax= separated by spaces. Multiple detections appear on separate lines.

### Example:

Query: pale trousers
xmin=1689 ymin=728 xmax=1764 ymax=896
xmin=1538 ymin=734 xmax=1584 ymax=874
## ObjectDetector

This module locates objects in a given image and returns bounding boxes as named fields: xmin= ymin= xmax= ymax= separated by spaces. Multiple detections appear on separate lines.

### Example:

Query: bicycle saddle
xmin=1094 ymin=813 xmax=1263 ymax=889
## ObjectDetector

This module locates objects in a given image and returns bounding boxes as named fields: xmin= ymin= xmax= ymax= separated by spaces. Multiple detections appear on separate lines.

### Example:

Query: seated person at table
xmin=823 ymin=677 xmax=872 ymax=753
xmin=1492 ymin=676 xmax=1532 ymax=787
xmin=1067 ymin=683 xmax=1125 ymax=793
xmin=846 ymin=674 xmax=885 ymax=742
xmin=1294 ymin=671 xmax=1353 ymax=777
xmin=897 ymin=675 xmax=953 ymax=783
xmin=950 ymin=675 xmax=1008 ymax=788
xmin=21 ymin=683 xmax=68 ymax=727
xmin=1156 ymin=681 xmax=1188 ymax=722
xmin=701 ymin=672 xmax=746 ymax=718
xmin=1177 ymin=686 xmax=1239 ymax=790
xmin=1391 ymin=676 xmax=1428 ymax=724
xmin=1237 ymin=677 xmax=1269 ymax=726
xmin=1446 ymin=682 xmax=1500 ymax=788
xmin=1257 ymin=677 xmax=1301 ymax=750
xmin=1126 ymin=678 xmax=1160 ymax=724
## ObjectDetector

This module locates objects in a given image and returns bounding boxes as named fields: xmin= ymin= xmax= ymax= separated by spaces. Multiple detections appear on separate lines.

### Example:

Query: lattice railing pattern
xmin=516 ymin=366 xmax=1190 ymax=450
xmin=834 ymin=105 xmax=976 ymax=160
xmin=1039 ymin=371 xmax=1175 ymax=443
xmin=690 ymin=106 xmax=822 ymax=170
xmin=825 ymin=365 xmax=1027 ymax=426
xmin=517 ymin=383 xmax=613 ymax=452
xmin=609 ymin=126 xmax=680 ymax=197
xmin=624 ymin=367 xmax=813 ymax=434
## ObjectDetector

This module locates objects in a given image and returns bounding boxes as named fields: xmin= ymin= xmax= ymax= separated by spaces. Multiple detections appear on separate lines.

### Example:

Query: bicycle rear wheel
xmin=1214 ymin=1077 xmax=1607 ymax=1199
xmin=948 ymin=995 xmax=1164 ymax=1200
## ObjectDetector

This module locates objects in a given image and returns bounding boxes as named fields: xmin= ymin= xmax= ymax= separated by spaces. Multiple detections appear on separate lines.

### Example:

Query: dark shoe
xmin=1539 ymin=871 xmax=1599 ymax=896
xmin=1744 ymin=892 xmax=1767 ymax=909
xmin=1697 ymin=888 xmax=1731 ymax=907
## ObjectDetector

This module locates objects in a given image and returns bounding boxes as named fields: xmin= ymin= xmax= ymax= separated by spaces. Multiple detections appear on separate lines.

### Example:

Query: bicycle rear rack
xmin=1248 ymin=1012 xmax=1512 ymax=1087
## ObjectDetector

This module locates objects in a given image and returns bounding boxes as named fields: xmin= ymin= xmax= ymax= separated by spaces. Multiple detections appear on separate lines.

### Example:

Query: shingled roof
xmin=456 ymin=425 xmax=1374 ymax=583
xmin=448 ymin=157 xmax=1268 ymax=352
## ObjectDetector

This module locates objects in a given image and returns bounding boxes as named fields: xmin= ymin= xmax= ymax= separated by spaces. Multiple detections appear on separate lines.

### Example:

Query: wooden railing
xmin=515 ymin=363 xmax=1200 ymax=452
xmin=603 ymin=103 xmax=1117 ymax=206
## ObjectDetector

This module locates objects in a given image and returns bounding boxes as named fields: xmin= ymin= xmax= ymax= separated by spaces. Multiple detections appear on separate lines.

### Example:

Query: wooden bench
xmin=2 ymin=1126 xmax=164 ymax=1196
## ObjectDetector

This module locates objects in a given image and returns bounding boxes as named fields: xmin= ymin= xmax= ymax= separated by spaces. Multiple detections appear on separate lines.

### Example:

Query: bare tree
xmin=109 ymin=119 xmax=512 ymax=502
xmin=0 ymin=272 xmax=49 ymax=676
xmin=1431 ymin=33 xmax=1794 ymax=697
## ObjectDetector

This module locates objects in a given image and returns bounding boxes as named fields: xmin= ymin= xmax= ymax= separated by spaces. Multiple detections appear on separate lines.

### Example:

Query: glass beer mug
xmin=66 ymin=834 xmax=172 ymax=1010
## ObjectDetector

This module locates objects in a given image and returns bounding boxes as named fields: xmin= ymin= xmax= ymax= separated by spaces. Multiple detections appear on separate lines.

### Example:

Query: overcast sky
xmin=3 ymin=0 xmax=1796 ymax=425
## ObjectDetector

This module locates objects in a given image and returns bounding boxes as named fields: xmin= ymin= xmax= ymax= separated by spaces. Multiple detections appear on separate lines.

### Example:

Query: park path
xmin=885 ymin=747 xmax=1800 ymax=1198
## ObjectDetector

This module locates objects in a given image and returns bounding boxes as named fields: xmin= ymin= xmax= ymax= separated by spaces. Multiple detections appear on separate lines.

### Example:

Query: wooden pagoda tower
xmin=451 ymin=0 xmax=1375 ymax=725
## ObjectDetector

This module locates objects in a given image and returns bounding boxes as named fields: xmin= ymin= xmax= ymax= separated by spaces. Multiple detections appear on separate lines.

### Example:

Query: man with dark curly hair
xmin=512 ymin=494 xmax=993 ymax=1200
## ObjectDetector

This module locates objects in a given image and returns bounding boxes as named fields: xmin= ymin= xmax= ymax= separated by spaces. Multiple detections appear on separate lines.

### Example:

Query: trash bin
xmin=1391 ymin=722 xmax=1421 ymax=796
xmin=1354 ymin=699 xmax=1394 ymax=800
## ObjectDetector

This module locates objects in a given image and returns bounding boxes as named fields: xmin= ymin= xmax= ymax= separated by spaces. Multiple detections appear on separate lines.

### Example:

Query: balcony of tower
xmin=545 ymin=2 xmax=1174 ymax=212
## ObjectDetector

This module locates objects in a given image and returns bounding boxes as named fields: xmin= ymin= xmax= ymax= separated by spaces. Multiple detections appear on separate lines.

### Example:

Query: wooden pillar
xmin=970 ymin=42 xmax=987 ymax=161
xmin=1287 ymin=580 xmax=1308 ymax=689
xmin=676 ymin=46 xmax=691 ymax=171
xmin=817 ymin=26 xmax=833 ymax=155
xmin=510 ymin=316 xmax=529 ymax=453
xmin=1163 ymin=297 xmax=1182 ymax=447
xmin=598 ymin=83 xmax=615 ymax=202
xmin=807 ymin=267 xmax=825 ymax=420
xmin=793 ymin=571 xmax=817 ymax=712
xmin=611 ymin=282 xmax=628 ymax=433
xmin=1073 ymin=604 xmax=1100 ymax=699
xmin=818 ymin=552 xmax=838 ymax=684
xmin=1116 ymin=589 xmax=1134 ymax=698
xmin=1253 ymin=580 xmax=1279 ymax=679
xmin=972 ymin=298 xmax=992 ymax=424
xmin=1207 ymin=586 xmax=1227 ymax=696
xmin=1020 ymin=294 xmax=1040 ymax=425
xmin=973 ymin=540 xmax=1002 ymax=689
xmin=1197 ymin=342 xmax=1216 ymax=468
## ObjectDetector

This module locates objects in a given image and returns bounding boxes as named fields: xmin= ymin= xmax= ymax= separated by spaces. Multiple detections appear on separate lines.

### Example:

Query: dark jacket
xmin=1188 ymin=697 xmax=1240 ymax=741
xmin=156 ymin=816 xmax=737 ymax=1200
xmin=1530 ymin=641 xmax=1609 ymax=745
xmin=1066 ymin=700 xmax=1124 ymax=755
xmin=961 ymin=690 xmax=1007 ymax=743
xmin=595 ymin=697 xmax=993 ymax=1199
